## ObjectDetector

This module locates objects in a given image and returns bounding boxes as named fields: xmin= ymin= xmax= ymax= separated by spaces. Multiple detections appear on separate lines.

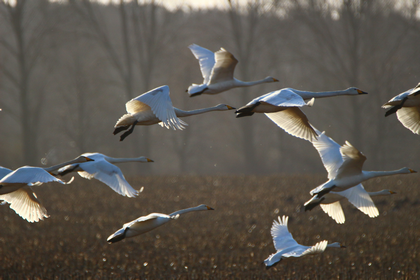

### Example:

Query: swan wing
xmin=336 ymin=141 xmax=366 ymax=178
xmin=338 ymin=184 xmax=379 ymax=218
xmin=78 ymin=160 xmax=138 ymax=197
xmin=0 ymin=166 xmax=13 ymax=179
xmin=260 ymin=89 xmax=308 ymax=107
xmin=396 ymin=106 xmax=420 ymax=134
xmin=0 ymin=187 xmax=49 ymax=222
xmin=131 ymin=85 xmax=186 ymax=130
xmin=311 ymin=129 xmax=343 ymax=179
xmin=0 ymin=166 xmax=67 ymax=185
xmin=271 ymin=216 xmax=300 ymax=251
xmin=188 ymin=44 xmax=215 ymax=84
xmin=209 ymin=48 xmax=238 ymax=84
xmin=298 ymin=240 xmax=328 ymax=257
xmin=265 ymin=108 xmax=317 ymax=141
xmin=320 ymin=201 xmax=345 ymax=224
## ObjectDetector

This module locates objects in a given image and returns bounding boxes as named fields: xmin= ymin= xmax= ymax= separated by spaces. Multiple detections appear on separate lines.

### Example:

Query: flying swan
xmin=264 ymin=215 xmax=345 ymax=268
xmin=0 ymin=155 xmax=93 ymax=222
xmin=187 ymin=44 xmax=278 ymax=97
xmin=51 ymin=153 xmax=153 ymax=198
xmin=113 ymin=85 xmax=235 ymax=141
xmin=306 ymin=184 xmax=396 ymax=224
xmin=382 ymin=82 xmax=420 ymax=134
xmin=235 ymin=88 xmax=317 ymax=141
xmin=304 ymin=129 xmax=416 ymax=209
xmin=107 ymin=204 xmax=214 ymax=243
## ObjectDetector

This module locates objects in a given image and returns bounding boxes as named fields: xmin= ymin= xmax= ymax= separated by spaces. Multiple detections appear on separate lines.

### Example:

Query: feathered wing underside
xmin=77 ymin=160 xmax=138 ymax=197
xmin=209 ymin=48 xmax=238 ymax=84
xmin=320 ymin=201 xmax=345 ymax=224
xmin=338 ymin=184 xmax=379 ymax=218
xmin=0 ymin=187 xmax=49 ymax=222
xmin=265 ymin=108 xmax=317 ymax=141
xmin=188 ymin=44 xmax=215 ymax=84
xmin=311 ymin=129 xmax=343 ymax=179
xmin=1 ymin=166 xmax=66 ymax=185
xmin=131 ymin=86 xmax=187 ymax=130
xmin=396 ymin=106 xmax=420 ymax=134
xmin=294 ymin=240 xmax=328 ymax=257
xmin=336 ymin=141 xmax=366 ymax=178
xmin=271 ymin=216 xmax=300 ymax=251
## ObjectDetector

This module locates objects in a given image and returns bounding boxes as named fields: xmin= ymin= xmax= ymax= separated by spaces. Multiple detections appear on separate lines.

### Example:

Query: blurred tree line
xmin=1 ymin=0 xmax=419 ymax=175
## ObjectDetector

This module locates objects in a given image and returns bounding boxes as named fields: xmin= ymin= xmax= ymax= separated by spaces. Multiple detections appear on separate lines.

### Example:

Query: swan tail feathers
xmin=188 ymin=84 xmax=207 ymax=97
xmin=107 ymin=227 xmax=127 ymax=244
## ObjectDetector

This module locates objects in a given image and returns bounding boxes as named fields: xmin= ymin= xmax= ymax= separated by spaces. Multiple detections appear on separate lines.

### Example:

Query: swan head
xmin=400 ymin=167 xmax=417 ymax=174
xmin=327 ymin=242 xmax=346 ymax=248
xmin=346 ymin=87 xmax=368 ymax=95
xmin=265 ymin=76 xmax=279 ymax=83
xmin=215 ymin=104 xmax=236 ymax=111
xmin=136 ymin=156 xmax=154 ymax=162
xmin=197 ymin=204 xmax=214 ymax=211
xmin=76 ymin=156 xmax=95 ymax=163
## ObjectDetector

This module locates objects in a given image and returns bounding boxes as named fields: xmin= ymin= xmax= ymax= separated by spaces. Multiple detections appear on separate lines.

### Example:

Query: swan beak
xmin=147 ymin=158 xmax=154 ymax=162
xmin=207 ymin=206 xmax=214 ymax=210
xmin=390 ymin=191 xmax=397 ymax=195
xmin=273 ymin=78 xmax=279 ymax=82
xmin=340 ymin=245 xmax=346 ymax=248
xmin=85 ymin=157 xmax=95 ymax=162
xmin=409 ymin=169 xmax=417 ymax=173
xmin=226 ymin=105 xmax=236 ymax=110
xmin=357 ymin=89 xmax=368 ymax=94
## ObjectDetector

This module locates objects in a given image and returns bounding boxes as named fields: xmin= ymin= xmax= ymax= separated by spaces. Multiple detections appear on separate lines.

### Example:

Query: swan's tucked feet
xmin=235 ymin=102 xmax=261 ymax=118
xmin=316 ymin=186 xmax=336 ymax=198
xmin=303 ymin=196 xmax=324 ymax=211
xmin=385 ymin=103 xmax=405 ymax=117
xmin=119 ymin=121 xmax=138 ymax=141
xmin=113 ymin=125 xmax=130 ymax=135
xmin=189 ymin=90 xmax=205 ymax=97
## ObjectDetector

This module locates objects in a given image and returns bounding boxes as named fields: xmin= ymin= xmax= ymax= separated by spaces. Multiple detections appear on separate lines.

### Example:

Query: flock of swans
xmin=1 ymin=43 xmax=419 ymax=268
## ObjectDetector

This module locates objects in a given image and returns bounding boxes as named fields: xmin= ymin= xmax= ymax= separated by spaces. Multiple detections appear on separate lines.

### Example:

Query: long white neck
xmin=234 ymin=77 xmax=273 ymax=87
xmin=368 ymin=190 xmax=393 ymax=197
xmin=291 ymin=89 xmax=352 ymax=100
xmin=174 ymin=106 xmax=224 ymax=118
xmin=363 ymin=168 xmax=412 ymax=180
xmin=104 ymin=156 xmax=149 ymax=164
xmin=327 ymin=242 xmax=342 ymax=248
xmin=169 ymin=205 xmax=206 ymax=217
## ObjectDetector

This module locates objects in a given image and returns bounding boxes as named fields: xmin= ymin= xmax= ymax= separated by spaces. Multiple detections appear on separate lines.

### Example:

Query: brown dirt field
xmin=0 ymin=174 xmax=419 ymax=279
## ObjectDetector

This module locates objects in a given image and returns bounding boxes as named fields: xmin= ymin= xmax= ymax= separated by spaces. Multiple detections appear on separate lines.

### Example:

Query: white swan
xmin=107 ymin=204 xmax=214 ymax=243
xmin=382 ymin=83 xmax=420 ymax=134
xmin=187 ymin=44 xmax=278 ymax=97
xmin=304 ymin=129 xmax=416 ymax=208
xmin=264 ymin=215 xmax=345 ymax=267
xmin=53 ymin=153 xmax=153 ymax=198
xmin=287 ymin=87 xmax=367 ymax=101
xmin=306 ymin=184 xmax=395 ymax=224
xmin=113 ymin=85 xmax=235 ymax=141
xmin=235 ymin=88 xmax=317 ymax=141
xmin=0 ymin=155 xmax=92 ymax=222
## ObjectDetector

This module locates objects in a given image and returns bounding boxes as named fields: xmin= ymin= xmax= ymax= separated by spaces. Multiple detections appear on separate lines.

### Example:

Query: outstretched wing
xmin=209 ymin=48 xmax=238 ymax=84
xmin=271 ymin=216 xmax=300 ymax=251
xmin=337 ymin=184 xmax=379 ymax=218
xmin=320 ymin=201 xmax=345 ymax=224
xmin=77 ymin=159 xmax=138 ymax=198
xmin=396 ymin=107 xmax=420 ymax=135
xmin=188 ymin=44 xmax=215 ymax=84
xmin=0 ymin=166 xmax=67 ymax=185
xmin=0 ymin=187 xmax=49 ymax=222
xmin=336 ymin=141 xmax=366 ymax=179
xmin=311 ymin=129 xmax=343 ymax=179
xmin=128 ymin=85 xmax=187 ymax=130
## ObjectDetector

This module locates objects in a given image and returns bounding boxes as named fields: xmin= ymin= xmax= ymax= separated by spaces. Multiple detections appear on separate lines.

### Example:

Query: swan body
xmin=264 ymin=215 xmax=345 ymax=267
xmin=113 ymin=85 xmax=235 ymax=141
xmin=235 ymin=88 xmax=317 ymax=141
xmin=308 ymin=184 xmax=395 ymax=224
xmin=382 ymin=83 xmax=420 ymax=134
xmin=54 ymin=153 xmax=153 ymax=198
xmin=304 ymin=129 xmax=416 ymax=208
xmin=107 ymin=204 xmax=214 ymax=243
xmin=187 ymin=44 xmax=278 ymax=96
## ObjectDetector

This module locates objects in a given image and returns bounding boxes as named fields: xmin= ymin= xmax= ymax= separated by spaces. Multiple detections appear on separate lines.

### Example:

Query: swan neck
xmin=294 ymin=89 xmax=350 ymax=100
xmin=363 ymin=169 xmax=406 ymax=179
xmin=235 ymin=78 xmax=268 ymax=87
xmin=169 ymin=206 xmax=203 ymax=217
xmin=368 ymin=190 xmax=391 ymax=196
xmin=174 ymin=107 xmax=219 ymax=117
